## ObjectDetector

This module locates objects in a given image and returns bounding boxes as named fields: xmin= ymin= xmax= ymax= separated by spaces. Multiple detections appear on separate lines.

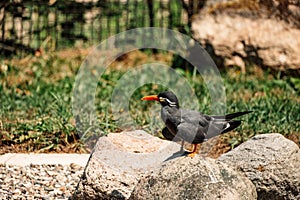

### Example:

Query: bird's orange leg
xmin=187 ymin=144 xmax=198 ymax=158
xmin=180 ymin=140 xmax=185 ymax=152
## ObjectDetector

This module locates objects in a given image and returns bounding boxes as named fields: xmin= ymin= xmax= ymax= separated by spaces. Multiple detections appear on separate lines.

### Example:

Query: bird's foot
xmin=186 ymin=144 xmax=198 ymax=158
xmin=187 ymin=151 xmax=197 ymax=158
xmin=179 ymin=146 xmax=185 ymax=154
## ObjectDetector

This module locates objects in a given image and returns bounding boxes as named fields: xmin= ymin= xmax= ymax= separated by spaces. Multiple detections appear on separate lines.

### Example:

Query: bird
xmin=141 ymin=91 xmax=252 ymax=158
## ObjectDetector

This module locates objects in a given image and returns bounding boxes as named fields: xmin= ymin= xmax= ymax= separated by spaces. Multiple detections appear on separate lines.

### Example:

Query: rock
xmin=72 ymin=130 xmax=181 ymax=199
xmin=218 ymin=133 xmax=300 ymax=200
xmin=192 ymin=12 xmax=300 ymax=75
xmin=130 ymin=156 xmax=257 ymax=200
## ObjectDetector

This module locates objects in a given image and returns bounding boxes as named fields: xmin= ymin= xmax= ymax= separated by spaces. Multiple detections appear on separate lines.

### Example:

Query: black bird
xmin=141 ymin=91 xmax=252 ymax=157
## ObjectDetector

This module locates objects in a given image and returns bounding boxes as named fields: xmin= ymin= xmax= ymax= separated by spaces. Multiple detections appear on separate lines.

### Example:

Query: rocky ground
xmin=0 ymin=164 xmax=83 ymax=199
xmin=0 ymin=135 xmax=230 ymax=199
xmin=74 ymin=132 xmax=300 ymax=199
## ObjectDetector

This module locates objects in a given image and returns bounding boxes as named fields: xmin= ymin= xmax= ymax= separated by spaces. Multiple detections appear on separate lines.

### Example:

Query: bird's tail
xmin=213 ymin=111 xmax=252 ymax=120
xmin=221 ymin=120 xmax=241 ymax=134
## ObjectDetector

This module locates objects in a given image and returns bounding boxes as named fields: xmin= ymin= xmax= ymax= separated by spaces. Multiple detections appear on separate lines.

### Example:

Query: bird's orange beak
xmin=141 ymin=95 xmax=159 ymax=101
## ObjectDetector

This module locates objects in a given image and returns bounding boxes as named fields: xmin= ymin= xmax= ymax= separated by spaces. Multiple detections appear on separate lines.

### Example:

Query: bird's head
xmin=141 ymin=91 xmax=179 ymax=108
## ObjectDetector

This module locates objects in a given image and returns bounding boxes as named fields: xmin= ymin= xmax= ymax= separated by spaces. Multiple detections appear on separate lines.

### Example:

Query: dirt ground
xmin=2 ymin=133 xmax=299 ymax=159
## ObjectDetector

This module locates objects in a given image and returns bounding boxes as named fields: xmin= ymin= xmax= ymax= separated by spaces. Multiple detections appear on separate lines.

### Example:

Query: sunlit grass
xmin=0 ymin=51 xmax=299 ymax=153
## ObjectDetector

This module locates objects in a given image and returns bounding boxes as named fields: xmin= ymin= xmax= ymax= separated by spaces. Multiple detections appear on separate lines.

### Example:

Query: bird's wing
xmin=180 ymin=109 xmax=240 ymax=141
xmin=207 ymin=111 xmax=252 ymax=137
xmin=212 ymin=111 xmax=252 ymax=120
xmin=176 ymin=121 xmax=206 ymax=144
xmin=181 ymin=110 xmax=210 ymax=126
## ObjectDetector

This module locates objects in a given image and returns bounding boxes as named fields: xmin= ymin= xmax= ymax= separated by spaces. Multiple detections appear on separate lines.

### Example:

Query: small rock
xmin=0 ymin=163 xmax=83 ymax=199
xmin=44 ymin=187 xmax=54 ymax=192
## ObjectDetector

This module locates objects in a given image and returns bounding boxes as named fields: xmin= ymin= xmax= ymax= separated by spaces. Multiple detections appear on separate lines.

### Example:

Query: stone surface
xmin=0 ymin=153 xmax=89 ymax=167
xmin=72 ymin=130 xmax=182 ymax=199
xmin=218 ymin=133 xmax=300 ymax=200
xmin=192 ymin=12 xmax=300 ymax=75
xmin=130 ymin=156 xmax=257 ymax=200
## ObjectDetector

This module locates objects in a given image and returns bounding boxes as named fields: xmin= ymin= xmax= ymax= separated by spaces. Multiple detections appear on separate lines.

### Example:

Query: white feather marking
xmin=166 ymin=98 xmax=176 ymax=107
xmin=224 ymin=122 xmax=230 ymax=130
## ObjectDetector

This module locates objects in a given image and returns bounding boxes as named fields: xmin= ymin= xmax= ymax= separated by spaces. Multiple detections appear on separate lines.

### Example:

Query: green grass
xmin=0 ymin=51 xmax=299 ymax=153
xmin=222 ymin=69 xmax=300 ymax=148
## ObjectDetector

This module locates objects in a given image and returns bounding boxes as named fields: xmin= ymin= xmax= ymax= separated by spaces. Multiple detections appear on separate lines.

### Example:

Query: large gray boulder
xmin=192 ymin=12 xmax=300 ymax=75
xmin=130 ymin=156 xmax=257 ymax=200
xmin=72 ymin=130 xmax=181 ymax=199
xmin=218 ymin=133 xmax=300 ymax=200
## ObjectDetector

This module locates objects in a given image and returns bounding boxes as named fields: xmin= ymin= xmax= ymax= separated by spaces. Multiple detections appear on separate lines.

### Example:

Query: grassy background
xmin=0 ymin=49 xmax=299 ymax=153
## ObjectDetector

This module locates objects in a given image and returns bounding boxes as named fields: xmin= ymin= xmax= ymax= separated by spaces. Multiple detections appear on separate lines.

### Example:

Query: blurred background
xmin=0 ymin=0 xmax=299 ymax=156
xmin=0 ymin=0 xmax=189 ymax=56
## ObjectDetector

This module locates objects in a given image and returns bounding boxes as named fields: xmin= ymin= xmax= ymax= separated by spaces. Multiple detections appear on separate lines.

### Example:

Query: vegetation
xmin=1 ymin=0 xmax=185 ymax=56
xmin=0 ymin=50 xmax=299 ymax=153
